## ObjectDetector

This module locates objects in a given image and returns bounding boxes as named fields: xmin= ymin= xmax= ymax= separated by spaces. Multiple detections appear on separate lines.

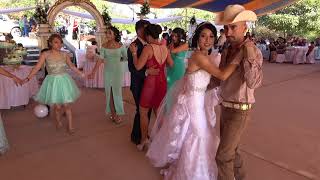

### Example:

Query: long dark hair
xmin=144 ymin=24 xmax=162 ymax=39
xmin=172 ymin=27 xmax=186 ymax=47
xmin=107 ymin=26 xmax=121 ymax=42
xmin=191 ymin=22 xmax=217 ymax=54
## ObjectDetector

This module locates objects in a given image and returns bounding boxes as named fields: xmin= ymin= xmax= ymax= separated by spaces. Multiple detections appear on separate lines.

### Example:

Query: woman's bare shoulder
xmin=191 ymin=51 xmax=207 ymax=61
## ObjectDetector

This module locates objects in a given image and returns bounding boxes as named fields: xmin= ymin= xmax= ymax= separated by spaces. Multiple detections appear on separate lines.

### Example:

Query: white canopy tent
xmin=61 ymin=9 xmax=183 ymax=24
xmin=0 ymin=7 xmax=36 ymax=14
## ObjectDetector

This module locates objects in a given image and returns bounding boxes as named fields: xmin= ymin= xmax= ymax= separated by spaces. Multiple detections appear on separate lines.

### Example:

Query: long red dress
xmin=140 ymin=51 xmax=167 ymax=109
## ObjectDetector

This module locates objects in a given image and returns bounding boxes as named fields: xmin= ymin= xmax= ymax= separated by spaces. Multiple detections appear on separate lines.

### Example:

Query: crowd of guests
xmin=18 ymin=15 xmax=37 ymax=37
xmin=248 ymin=35 xmax=320 ymax=63
xmin=1 ymin=4 xmax=264 ymax=180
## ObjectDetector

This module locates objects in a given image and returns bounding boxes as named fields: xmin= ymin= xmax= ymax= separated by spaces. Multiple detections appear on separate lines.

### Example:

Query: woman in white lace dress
xmin=146 ymin=22 xmax=241 ymax=180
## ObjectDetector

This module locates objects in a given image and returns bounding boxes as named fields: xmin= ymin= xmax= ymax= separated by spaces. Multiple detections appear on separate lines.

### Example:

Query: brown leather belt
xmin=222 ymin=101 xmax=252 ymax=111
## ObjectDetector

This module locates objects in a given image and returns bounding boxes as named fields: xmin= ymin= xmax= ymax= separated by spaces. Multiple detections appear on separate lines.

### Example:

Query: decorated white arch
xmin=38 ymin=0 xmax=106 ymax=49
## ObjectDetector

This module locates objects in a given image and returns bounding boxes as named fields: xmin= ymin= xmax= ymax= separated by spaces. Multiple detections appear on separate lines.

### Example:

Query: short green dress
xmin=34 ymin=52 xmax=80 ymax=105
xmin=166 ymin=51 xmax=187 ymax=90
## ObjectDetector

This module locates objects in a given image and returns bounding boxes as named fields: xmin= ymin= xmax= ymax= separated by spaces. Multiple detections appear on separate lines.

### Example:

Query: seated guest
xmin=306 ymin=42 xmax=315 ymax=57
xmin=276 ymin=37 xmax=286 ymax=54
xmin=269 ymin=38 xmax=277 ymax=62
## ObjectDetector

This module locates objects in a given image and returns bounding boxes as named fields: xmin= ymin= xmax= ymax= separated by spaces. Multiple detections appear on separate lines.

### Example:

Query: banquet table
xmin=83 ymin=61 xmax=130 ymax=88
xmin=284 ymin=46 xmax=308 ymax=64
xmin=314 ymin=47 xmax=320 ymax=60
xmin=0 ymin=65 xmax=38 ymax=109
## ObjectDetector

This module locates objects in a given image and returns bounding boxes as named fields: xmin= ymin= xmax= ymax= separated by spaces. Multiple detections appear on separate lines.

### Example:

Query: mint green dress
xmin=34 ymin=52 xmax=80 ymax=105
xmin=100 ymin=46 xmax=127 ymax=115
xmin=166 ymin=51 xmax=187 ymax=90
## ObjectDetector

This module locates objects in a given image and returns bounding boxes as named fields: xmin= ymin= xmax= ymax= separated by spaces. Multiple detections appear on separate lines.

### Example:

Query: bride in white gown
xmin=146 ymin=22 xmax=241 ymax=180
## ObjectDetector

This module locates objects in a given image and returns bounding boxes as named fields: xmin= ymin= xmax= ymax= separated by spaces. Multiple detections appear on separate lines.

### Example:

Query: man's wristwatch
xmin=145 ymin=70 xmax=148 ymax=76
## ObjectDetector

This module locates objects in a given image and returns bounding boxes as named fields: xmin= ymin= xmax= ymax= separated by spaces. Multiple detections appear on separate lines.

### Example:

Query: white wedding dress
xmin=147 ymin=52 xmax=221 ymax=180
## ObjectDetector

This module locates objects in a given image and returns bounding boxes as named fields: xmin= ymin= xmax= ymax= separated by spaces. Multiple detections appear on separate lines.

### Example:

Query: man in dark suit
xmin=128 ymin=20 xmax=158 ymax=145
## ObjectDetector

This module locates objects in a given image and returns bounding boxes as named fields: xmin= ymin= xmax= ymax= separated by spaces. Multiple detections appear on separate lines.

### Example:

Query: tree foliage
xmin=160 ymin=8 xmax=215 ymax=31
xmin=258 ymin=0 xmax=320 ymax=39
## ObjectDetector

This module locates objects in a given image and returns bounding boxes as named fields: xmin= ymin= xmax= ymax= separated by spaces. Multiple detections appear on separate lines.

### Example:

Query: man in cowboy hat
xmin=214 ymin=4 xmax=263 ymax=180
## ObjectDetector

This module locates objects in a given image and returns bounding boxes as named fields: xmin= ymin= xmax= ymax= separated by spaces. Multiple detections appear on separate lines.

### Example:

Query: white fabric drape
xmin=61 ymin=9 xmax=183 ymax=24
xmin=0 ymin=7 xmax=36 ymax=14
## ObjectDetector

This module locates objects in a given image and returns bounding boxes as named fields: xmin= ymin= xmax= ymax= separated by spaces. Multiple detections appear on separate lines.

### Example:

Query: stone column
xmin=95 ymin=26 xmax=106 ymax=48
xmin=37 ymin=23 xmax=52 ymax=50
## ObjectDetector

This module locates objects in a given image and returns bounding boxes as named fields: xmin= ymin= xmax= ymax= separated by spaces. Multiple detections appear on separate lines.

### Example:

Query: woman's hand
xmin=129 ymin=43 xmax=138 ymax=55
xmin=13 ymin=76 xmax=23 ymax=86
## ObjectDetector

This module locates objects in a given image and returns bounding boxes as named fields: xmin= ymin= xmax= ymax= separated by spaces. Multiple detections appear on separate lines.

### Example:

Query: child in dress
xmin=24 ymin=34 xmax=84 ymax=134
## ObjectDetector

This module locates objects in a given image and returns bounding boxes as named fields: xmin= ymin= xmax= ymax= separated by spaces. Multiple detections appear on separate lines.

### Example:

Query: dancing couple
xmin=146 ymin=5 xmax=263 ymax=180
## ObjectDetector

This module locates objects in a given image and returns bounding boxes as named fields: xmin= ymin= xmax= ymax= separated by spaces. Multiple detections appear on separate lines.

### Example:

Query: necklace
xmin=108 ymin=41 xmax=117 ymax=48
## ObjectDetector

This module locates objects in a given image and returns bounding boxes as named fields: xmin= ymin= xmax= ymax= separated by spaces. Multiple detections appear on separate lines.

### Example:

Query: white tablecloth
xmin=285 ymin=46 xmax=308 ymax=64
xmin=293 ymin=47 xmax=308 ymax=64
xmin=0 ymin=65 xmax=39 ymax=109
xmin=285 ymin=47 xmax=296 ymax=62
xmin=314 ymin=47 xmax=320 ymax=60
xmin=83 ymin=61 xmax=130 ymax=88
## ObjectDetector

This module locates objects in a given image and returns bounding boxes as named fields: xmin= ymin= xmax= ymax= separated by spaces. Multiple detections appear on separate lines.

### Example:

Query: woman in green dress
xmin=89 ymin=26 xmax=127 ymax=124
xmin=0 ymin=67 xmax=23 ymax=154
xmin=167 ymin=28 xmax=189 ymax=90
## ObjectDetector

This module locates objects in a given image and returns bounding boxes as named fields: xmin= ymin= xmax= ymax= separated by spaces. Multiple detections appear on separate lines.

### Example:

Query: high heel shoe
xmin=113 ymin=116 xmax=123 ymax=124
xmin=67 ymin=128 xmax=76 ymax=135
xmin=136 ymin=138 xmax=150 ymax=151
xmin=109 ymin=115 xmax=115 ymax=121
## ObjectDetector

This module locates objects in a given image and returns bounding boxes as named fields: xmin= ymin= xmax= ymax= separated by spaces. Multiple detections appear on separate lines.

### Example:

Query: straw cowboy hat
xmin=215 ymin=4 xmax=257 ymax=25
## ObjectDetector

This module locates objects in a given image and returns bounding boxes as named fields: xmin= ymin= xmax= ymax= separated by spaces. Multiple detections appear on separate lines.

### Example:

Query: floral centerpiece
xmin=3 ymin=54 xmax=23 ymax=66
xmin=0 ymin=41 xmax=15 ymax=49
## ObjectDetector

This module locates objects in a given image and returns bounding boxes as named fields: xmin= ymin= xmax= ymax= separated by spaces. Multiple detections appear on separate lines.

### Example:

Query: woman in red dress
xmin=129 ymin=24 xmax=173 ymax=151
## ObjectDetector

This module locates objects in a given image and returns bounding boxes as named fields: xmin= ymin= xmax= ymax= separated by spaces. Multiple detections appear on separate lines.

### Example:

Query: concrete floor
xmin=0 ymin=61 xmax=319 ymax=180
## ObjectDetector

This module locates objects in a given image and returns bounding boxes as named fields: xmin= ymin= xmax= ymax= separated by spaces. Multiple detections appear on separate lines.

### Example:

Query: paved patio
xmin=0 ymin=61 xmax=319 ymax=180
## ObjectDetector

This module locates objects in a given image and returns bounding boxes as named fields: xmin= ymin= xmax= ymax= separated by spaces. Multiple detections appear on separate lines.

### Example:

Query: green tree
xmin=160 ymin=8 xmax=215 ymax=30
xmin=257 ymin=0 xmax=320 ymax=39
